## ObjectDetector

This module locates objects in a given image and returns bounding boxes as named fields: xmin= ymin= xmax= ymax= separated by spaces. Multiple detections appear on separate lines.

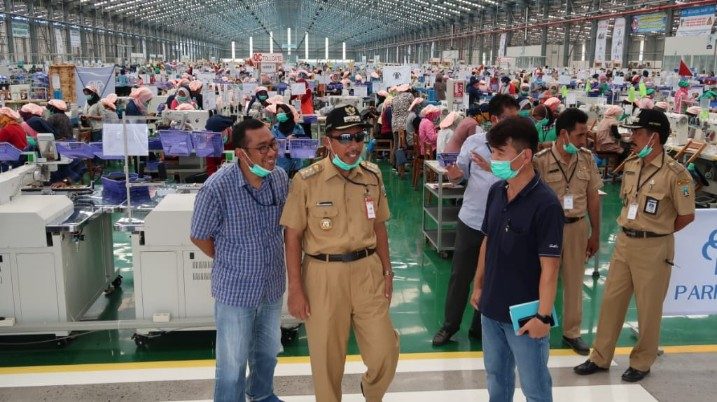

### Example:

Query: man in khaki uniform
xmin=575 ymin=109 xmax=695 ymax=382
xmin=534 ymin=108 xmax=603 ymax=355
xmin=281 ymin=104 xmax=399 ymax=402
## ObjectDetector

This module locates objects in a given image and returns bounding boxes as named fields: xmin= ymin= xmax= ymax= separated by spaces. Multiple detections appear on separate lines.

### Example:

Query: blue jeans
xmin=481 ymin=314 xmax=552 ymax=402
xmin=214 ymin=298 xmax=283 ymax=402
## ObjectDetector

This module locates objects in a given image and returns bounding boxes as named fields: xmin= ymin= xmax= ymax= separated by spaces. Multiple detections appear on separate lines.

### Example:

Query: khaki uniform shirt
xmin=280 ymin=157 xmax=390 ymax=255
xmin=534 ymin=144 xmax=603 ymax=218
xmin=617 ymin=151 xmax=695 ymax=234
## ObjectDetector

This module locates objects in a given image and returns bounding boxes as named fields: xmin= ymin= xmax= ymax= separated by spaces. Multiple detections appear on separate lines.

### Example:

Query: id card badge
xmin=563 ymin=194 xmax=574 ymax=210
xmin=627 ymin=203 xmax=638 ymax=220
xmin=365 ymin=196 xmax=376 ymax=220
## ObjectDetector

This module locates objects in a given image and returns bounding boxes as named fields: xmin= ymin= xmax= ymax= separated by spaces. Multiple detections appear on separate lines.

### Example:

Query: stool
xmin=373 ymin=138 xmax=393 ymax=162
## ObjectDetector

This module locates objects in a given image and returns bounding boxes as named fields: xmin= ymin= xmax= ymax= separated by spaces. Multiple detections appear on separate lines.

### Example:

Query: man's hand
xmin=470 ymin=152 xmax=491 ymax=172
xmin=586 ymin=234 xmax=599 ymax=259
xmin=470 ymin=287 xmax=482 ymax=310
xmin=384 ymin=275 xmax=393 ymax=303
xmin=445 ymin=163 xmax=464 ymax=181
xmin=288 ymin=287 xmax=311 ymax=320
xmin=517 ymin=317 xmax=551 ymax=339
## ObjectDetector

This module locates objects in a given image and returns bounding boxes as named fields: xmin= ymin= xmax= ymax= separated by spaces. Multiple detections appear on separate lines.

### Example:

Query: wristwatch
xmin=535 ymin=313 xmax=554 ymax=326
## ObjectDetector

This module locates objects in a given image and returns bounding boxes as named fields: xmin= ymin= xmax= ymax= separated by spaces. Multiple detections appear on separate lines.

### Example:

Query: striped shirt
xmin=190 ymin=162 xmax=289 ymax=307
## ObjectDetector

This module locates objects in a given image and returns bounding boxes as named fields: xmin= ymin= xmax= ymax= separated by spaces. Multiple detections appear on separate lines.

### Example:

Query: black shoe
xmin=432 ymin=328 xmax=455 ymax=346
xmin=563 ymin=336 xmax=590 ymax=356
xmin=621 ymin=367 xmax=650 ymax=382
xmin=468 ymin=327 xmax=482 ymax=340
xmin=573 ymin=360 xmax=609 ymax=375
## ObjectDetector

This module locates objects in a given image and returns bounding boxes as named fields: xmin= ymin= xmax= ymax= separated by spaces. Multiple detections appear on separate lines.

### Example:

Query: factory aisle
xmin=0 ymin=162 xmax=716 ymax=401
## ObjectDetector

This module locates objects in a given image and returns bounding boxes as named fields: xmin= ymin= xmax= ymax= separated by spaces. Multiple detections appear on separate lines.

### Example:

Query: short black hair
xmin=232 ymin=118 xmax=266 ymax=148
xmin=487 ymin=94 xmax=519 ymax=118
xmin=555 ymin=108 xmax=589 ymax=136
xmin=487 ymin=116 xmax=539 ymax=155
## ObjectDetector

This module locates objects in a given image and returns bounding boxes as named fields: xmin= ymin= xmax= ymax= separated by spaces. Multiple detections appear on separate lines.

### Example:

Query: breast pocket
xmin=500 ymin=221 xmax=531 ymax=255
xmin=309 ymin=205 xmax=339 ymax=233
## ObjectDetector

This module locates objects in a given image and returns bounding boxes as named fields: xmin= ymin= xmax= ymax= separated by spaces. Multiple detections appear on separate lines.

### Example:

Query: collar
xmin=503 ymin=171 xmax=542 ymax=202
xmin=645 ymin=150 xmax=667 ymax=169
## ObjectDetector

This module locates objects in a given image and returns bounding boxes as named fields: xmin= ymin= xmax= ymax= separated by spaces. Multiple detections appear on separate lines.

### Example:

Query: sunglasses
xmin=329 ymin=131 xmax=367 ymax=144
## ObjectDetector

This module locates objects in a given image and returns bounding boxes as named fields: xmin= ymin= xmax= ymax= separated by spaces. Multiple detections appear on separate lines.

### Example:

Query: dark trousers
xmin=442 ymin=218 xmax=484 ymax=333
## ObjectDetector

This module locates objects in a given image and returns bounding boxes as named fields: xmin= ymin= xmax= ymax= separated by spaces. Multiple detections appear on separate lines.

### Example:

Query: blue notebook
xmin=508 ymin=300 xmax=559 ymax=335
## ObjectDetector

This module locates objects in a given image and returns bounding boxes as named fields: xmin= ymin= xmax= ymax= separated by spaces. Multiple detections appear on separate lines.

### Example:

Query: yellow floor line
xmin=2 ymin=345 xmax=716 ymax=375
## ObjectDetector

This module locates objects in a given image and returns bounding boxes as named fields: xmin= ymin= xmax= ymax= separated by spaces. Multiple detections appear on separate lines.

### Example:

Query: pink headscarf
xmin=604 ymin=105 xmax=623 ymax=118
xmin=130 ymin=87 xmax=154 ymax=112
xmin=20 ymin=103 xmax=44 ymax=117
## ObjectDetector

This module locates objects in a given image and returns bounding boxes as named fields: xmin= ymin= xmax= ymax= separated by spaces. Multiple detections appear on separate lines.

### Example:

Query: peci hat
xmin=325 ymin=104 xmax=369 ymax=132
xmin=621 ymin=108 xmax=671 ymax=136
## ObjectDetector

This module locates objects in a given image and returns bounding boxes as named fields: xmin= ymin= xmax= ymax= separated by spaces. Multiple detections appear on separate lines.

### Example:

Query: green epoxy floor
xmin=1 ymin=162 xmax=716 ymax=367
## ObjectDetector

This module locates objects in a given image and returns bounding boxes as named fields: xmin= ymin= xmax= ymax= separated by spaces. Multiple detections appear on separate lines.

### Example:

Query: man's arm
xmin=470 ymin=239 xmax=488 ymax=310
xmin=374 ymin=221 xmax=393 ymax=302
xmin=674 ymin=214 xmax=695 ymax=232
xmin=586 ymin=188 xmax=601 ymax=258
xmin=190 ymin=238 xmax=215 ymax=258
xmin=285 ymin=227 xmax=310 ymax=320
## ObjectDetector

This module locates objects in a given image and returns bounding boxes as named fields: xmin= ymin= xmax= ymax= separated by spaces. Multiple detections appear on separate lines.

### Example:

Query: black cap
xmin=325 ymin=104 xmax=368 ymax=132
xmin=620 ymin=108 xmax=670 ymax=135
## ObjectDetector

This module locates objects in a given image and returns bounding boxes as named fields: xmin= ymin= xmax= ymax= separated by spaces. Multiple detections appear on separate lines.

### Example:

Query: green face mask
xmin=276 ymin=112 xmax=289 ymax=123
xmin=242 ymin=150 xmax=272 ymax=178
xmin=257 ymin=95 xmax=268 ymax=101
xmin=518 ymin=110 xmax=531 ymax=118
xmin=535 ymin=118 xmax=549 ymax=127
xmin=330 ymin=144 xmax=364 ymax=171
xmin=563 ymin=134 xmax=579 ymax=154
xmin=490 ymin=150 xmax=525 ymax=180
xmin=637 ymin=133 xmax=655 ymax=159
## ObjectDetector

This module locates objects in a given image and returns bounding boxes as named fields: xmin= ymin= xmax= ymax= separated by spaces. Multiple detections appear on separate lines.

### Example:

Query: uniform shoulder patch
xmin=360 ymin=161 xmax=381 ymax=173
xmin=298 ymin=162 xmax=324 ymax=179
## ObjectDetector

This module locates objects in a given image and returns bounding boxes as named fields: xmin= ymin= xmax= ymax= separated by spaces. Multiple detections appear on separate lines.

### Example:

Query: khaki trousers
xmin=589 ymin=232 xmax=674 ymax=371
xmin=560 ymin=218 xmax=589 ymax=338
xmin=302 ymin=253 xmax=400 ymax=402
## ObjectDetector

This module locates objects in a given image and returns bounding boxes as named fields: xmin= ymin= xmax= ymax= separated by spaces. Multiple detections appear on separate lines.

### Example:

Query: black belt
xmin=565 ymin=216 xmax=584 ymax=224
xmin=308 ymin=248 xmax=376 ymax=263
xmin=622 ymin=228 xmax=669 ymax=239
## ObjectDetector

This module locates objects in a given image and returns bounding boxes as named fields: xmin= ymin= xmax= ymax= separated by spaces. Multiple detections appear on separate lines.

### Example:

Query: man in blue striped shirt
xmin=191 ymin=118 xmax=288 ymax=402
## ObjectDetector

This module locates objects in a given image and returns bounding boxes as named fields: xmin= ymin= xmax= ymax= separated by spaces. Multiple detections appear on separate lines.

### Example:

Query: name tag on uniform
xmin=365 ymin=196 xmax=376 ymax=220
xmin=563 ymin=194 xmax=574 ymax=210
xmin=627 ymin=203 xmax=638 ymax=220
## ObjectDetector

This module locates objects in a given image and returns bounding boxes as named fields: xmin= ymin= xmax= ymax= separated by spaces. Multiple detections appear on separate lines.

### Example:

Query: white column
xmin=342 ymin=42 xmax=346 ymax=61
xmin=304 ymin=32 xmax=309 ymax=60
xmin=287 ymin=28 xmax=291 ymax=55
xmin=270 ymin=31 xmax=273 ymax=53
xmin=325 ymin=37 xmax=329 ymax=61
xmin=231 ymin=41 xmax=236 ymax=61
xmin=249 ymin=36 xmax=253 ymax=57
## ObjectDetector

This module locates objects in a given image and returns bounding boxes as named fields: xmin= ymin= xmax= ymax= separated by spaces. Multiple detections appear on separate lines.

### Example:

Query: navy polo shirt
xmin=479 ymin=172 xmax=564 ymax=323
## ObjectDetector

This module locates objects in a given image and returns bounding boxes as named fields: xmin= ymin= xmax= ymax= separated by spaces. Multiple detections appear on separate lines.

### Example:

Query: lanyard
xmin=243 ymin=179 xmax=277 ymax=207
xmin=636 ymin=151 xmax=665 ymax=194
xmin=550 ymin=150 xmax=578 ymax=190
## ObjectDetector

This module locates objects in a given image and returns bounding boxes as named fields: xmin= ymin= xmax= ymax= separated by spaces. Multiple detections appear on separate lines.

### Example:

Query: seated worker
xmin=531 ymin=103 xmax=556 ymax=149
xmin=268 ymin=103 xmax=308 ymax=176
xmin=0 ymin=107 xmax=28 ymax=150
xmin=46 ymin=99 xmax=73 ymax=140
xmin=204 ymin=114 xmax=236 ymax=177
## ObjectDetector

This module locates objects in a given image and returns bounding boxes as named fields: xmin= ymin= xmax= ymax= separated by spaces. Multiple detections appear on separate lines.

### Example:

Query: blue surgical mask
xmin=276 ymin=112 xmax=289 ymax=123
xmin=242 ymin=150 xmax=272 ymax=178
xmin=490 ymin=150 xmax=525 ymax=180
xmin=257 ymin=95 xmax=268 ymax=101
xmin=177 ymin=95 xmax=189 ymax=103
xmin=563 ymin=135 xmax=579 ymax=154
xmin=637 ymin=133 xmax=655 ymax=159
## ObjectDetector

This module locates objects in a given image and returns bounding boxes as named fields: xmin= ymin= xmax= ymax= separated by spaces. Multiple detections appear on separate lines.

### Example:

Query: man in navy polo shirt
xmin=470 ymin=116 xmax=564 ymax=402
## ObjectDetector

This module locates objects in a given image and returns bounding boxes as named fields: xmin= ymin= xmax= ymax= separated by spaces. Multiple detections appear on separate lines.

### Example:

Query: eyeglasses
xmin=245 ymin=139 xmax=279 ymax=155
xmin=329 ymin=131 xmax=367 ymax=144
